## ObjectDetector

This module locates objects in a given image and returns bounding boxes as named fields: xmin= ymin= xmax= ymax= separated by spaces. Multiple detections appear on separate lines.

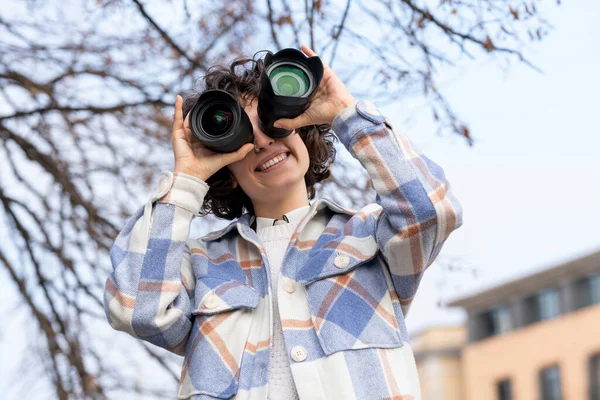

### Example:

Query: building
xmin=412 ymin=250 xmax=600 ymax=399
xmin=412 ymin=325 xmax=466 ymax=400
xmin=445 ymin=250 xmax=600 ymax=400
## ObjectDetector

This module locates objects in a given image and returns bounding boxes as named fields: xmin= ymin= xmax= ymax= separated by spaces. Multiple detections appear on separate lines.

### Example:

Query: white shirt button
xmin=152 ymin=172 xmax=174 ymax=202
xmin=158 ymin=176 xmax=171 ymax=194
xmin=282 ymin=278 xmax=295 ymax=293
xmin=364 ymin=102 xmax=381 ymax=116
xmin=291 ymin=345 xmax=307 ymax=362
xmin=334 ymin=255 xmax=350 ymax=269
xmin=204 ymin=293 xmax=219 ymax=309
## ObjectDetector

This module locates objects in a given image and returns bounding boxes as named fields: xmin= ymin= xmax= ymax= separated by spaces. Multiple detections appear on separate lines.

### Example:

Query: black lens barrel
xmin=188 ymin=89 xmax=254 ymax=153
xmin=258 ymin=48 xmax=323 ymax=138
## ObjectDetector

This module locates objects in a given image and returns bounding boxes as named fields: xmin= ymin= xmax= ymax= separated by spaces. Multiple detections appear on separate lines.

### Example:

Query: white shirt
xmin=254 ymin=205 xmax=311 ymax=231
xmin=254 ymin=204 xmax=310 ymax=400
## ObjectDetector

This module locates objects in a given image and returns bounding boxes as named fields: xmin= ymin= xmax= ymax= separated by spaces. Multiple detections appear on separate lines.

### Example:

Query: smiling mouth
xmin=256 ymin=152 xmax=290 ymax=172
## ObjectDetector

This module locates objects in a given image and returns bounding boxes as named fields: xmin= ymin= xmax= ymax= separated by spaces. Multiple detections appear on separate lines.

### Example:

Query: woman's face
xmin=227 ymin=98 xmax=310 ymax=204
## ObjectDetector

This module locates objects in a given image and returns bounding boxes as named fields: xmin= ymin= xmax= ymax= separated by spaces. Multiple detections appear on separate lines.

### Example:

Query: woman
xmin=104 ymin=45 xmax=463 ymax=400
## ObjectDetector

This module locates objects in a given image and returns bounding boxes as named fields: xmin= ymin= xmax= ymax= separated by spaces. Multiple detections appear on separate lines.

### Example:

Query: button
xmin=282 ymin=278 xmax=295 ymax=293
xmin=356 ymin=100 xmax=386 ymax=125
xmin=158 ymin=175 xmax=171 ymax=195
xmin=203 ymin=293 xmax=219 ymax=309
xmin=363 ymin=101 xmax=381 ymax=116
xmin=151 ymin=171 xmax=174 ymax=202
xmin=334 ymin=255 xmax=350 ymax=269
xmin=291 ymin=345 xmax=307 ymax=362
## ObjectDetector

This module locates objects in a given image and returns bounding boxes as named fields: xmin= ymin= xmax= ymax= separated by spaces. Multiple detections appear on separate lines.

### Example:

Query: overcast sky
xmin=1 ymin=0 xmax=599 ymax=396
xmin=389 ymin=0 xmax=600 ymax=333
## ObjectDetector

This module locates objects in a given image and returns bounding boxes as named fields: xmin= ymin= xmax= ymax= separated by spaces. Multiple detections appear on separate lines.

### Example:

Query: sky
xmin=2 ymin=0 xmax=600 ymax=396
xmin=189 ymin=0 xmax=600 ymax=334
xmin=387 ymin=0 xmax=600 ymax=333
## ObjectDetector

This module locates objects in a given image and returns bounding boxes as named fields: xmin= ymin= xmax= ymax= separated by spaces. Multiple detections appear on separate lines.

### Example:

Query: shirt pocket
xmin=296 ymin=235 xmax=404 ymax=356
xmin=177 ymin=277 xmax=260 ymax=400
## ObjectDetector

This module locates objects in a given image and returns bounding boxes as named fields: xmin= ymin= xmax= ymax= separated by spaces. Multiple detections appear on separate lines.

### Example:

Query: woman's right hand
xmin=171 ymin=95 xmax=255 ymax=181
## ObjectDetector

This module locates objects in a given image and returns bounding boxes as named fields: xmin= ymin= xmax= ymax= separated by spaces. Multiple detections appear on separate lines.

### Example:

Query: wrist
xmin=174 ymin=167 xmax=209 ymax=182
xmin=339 ymin=96 xmax=358 ymax=110
xmin=331 ymin=97 xmax=358 ymax=122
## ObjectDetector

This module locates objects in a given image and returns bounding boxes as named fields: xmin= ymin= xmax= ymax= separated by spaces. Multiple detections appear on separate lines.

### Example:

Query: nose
xmin=253 ymin=128 xmax=274 ymax=152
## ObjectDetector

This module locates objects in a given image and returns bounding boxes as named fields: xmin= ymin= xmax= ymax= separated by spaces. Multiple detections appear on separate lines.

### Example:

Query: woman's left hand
xmin=273 ymin=45 xmax=357 ymax=130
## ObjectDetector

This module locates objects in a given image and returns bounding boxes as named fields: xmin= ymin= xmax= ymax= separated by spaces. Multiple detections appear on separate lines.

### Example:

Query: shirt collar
xmin=254 ymin=204 xmax=311 ymax=231
xmin=200 ymin=198 xmax=357 ymax=242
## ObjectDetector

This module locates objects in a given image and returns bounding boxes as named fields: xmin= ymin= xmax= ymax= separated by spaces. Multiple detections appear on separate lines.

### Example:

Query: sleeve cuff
xmin=331 ymin=100 xmax=394 ymax=148
xmin=150 ymin=171 xmax=209 ymax=216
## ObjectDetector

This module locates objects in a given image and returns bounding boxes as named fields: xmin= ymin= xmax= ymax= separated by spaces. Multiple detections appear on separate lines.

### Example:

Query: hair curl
xmin=181 ymin=54 xmax=337 ymax=220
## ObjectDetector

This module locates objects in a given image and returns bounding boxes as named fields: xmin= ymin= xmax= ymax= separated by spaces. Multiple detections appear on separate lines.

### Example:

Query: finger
xmin=182 ymin=127 xmax=194 ymax=143
xmin=301 ymin=44 xmax=317 ymax=57
xmin=301 ymin=44 xmax=330 ymax=70
xmin=173 ymin=127 xmax=194 ymax=149
xmin=222 ymin=143 xmax=255 ymax=166
xmin=173 ymin=95 xmax=184 ymax=131
xmin=274 ymin=113 xmax=312 ymax=131
xmin=183 ymin=112 xmax=190 ymax=130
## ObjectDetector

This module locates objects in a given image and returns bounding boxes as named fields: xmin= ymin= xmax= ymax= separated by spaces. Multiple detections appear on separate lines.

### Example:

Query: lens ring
xmin=270 ymin=66 xmax=308 ymax=96
xmin=266 ymin=61 xmax=315 ymax=98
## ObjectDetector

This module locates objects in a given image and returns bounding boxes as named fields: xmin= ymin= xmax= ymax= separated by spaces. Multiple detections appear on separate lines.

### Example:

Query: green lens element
xmin=269 ymin=65 xmax=310 ymax=97
xmin=212 ymin=111 xmax=228 ymax=130
xmin=202 ymin=104 xmax=233 ymax=136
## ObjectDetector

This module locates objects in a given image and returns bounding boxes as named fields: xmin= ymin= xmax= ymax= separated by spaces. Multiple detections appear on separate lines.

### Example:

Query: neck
xmin=252 ymin=183 xmax=310 ymax=219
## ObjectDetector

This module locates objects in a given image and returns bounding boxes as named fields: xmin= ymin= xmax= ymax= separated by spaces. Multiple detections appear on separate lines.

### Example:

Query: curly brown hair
xmin=181 ymin=53 xmax=337 ymax=220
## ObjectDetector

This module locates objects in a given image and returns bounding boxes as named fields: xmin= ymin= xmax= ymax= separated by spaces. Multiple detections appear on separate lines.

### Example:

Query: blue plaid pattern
xmin=104 ymin=100 xmax=463 ymax=399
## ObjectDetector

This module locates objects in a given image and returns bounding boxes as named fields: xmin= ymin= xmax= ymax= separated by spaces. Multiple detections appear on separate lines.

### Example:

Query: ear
xmin=232 ymin=176 xmax=239 ymax=189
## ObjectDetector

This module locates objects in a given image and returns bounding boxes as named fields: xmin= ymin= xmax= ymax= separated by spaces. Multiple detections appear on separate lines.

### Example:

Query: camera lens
xmin=202 ymin=104 xmax=233 ymax=136
xmin=258 ymin=48 xmax=323 ymax=138
xmin=268 ymin=65 xmax=310 ymax=97
xmin=188 ymin=89 xmax=253 ymax=153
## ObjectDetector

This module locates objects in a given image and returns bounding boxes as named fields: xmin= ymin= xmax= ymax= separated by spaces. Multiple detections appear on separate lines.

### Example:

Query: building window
xmin=590 ymin=353 xmax=600 ymax=400
xmin=497 ymin=379 xmax=512 ymax=400
xmin=576 ymin=273 xmax=600 ymax=309
xmin=526 ymin=288 xmax=561 ymax=324
xmin=539 ymin=365 xmax=562 ymax=400
xmin=479 ymin=305 xmax=512 ymax=339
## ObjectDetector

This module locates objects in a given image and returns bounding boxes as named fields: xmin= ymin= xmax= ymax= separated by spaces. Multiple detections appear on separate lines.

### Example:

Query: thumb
xmin=222 ymin=143 xmax=255 ymax=166
xmin=274 ymin=113 xmax=312 ymax=131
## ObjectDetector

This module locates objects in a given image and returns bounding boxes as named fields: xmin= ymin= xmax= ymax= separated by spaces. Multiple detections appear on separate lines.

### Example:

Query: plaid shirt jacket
xmin=104 ymin=100 xmax=463 ymax=399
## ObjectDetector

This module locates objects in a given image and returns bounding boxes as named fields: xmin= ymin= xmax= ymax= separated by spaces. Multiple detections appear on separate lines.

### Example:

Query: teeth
xmin=258 ymin=153 xmax=288 ymax=171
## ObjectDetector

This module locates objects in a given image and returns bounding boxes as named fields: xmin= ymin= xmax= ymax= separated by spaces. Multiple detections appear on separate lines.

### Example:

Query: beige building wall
xmin=461 ymin=303 xmax=600 ymax=400
xmin=412 ymin=325 xmax=466 ymax=400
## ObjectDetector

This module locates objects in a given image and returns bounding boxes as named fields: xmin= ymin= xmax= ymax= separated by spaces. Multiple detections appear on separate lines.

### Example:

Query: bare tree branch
xmin=0 ymin=0 xmax=558 ymax=397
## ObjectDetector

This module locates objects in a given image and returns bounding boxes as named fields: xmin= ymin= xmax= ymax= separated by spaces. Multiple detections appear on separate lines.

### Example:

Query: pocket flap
xmin=193 ymin=278 xmax=260 ymax=315
xmin=296 ymin=235 xmax=379 ymax=285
